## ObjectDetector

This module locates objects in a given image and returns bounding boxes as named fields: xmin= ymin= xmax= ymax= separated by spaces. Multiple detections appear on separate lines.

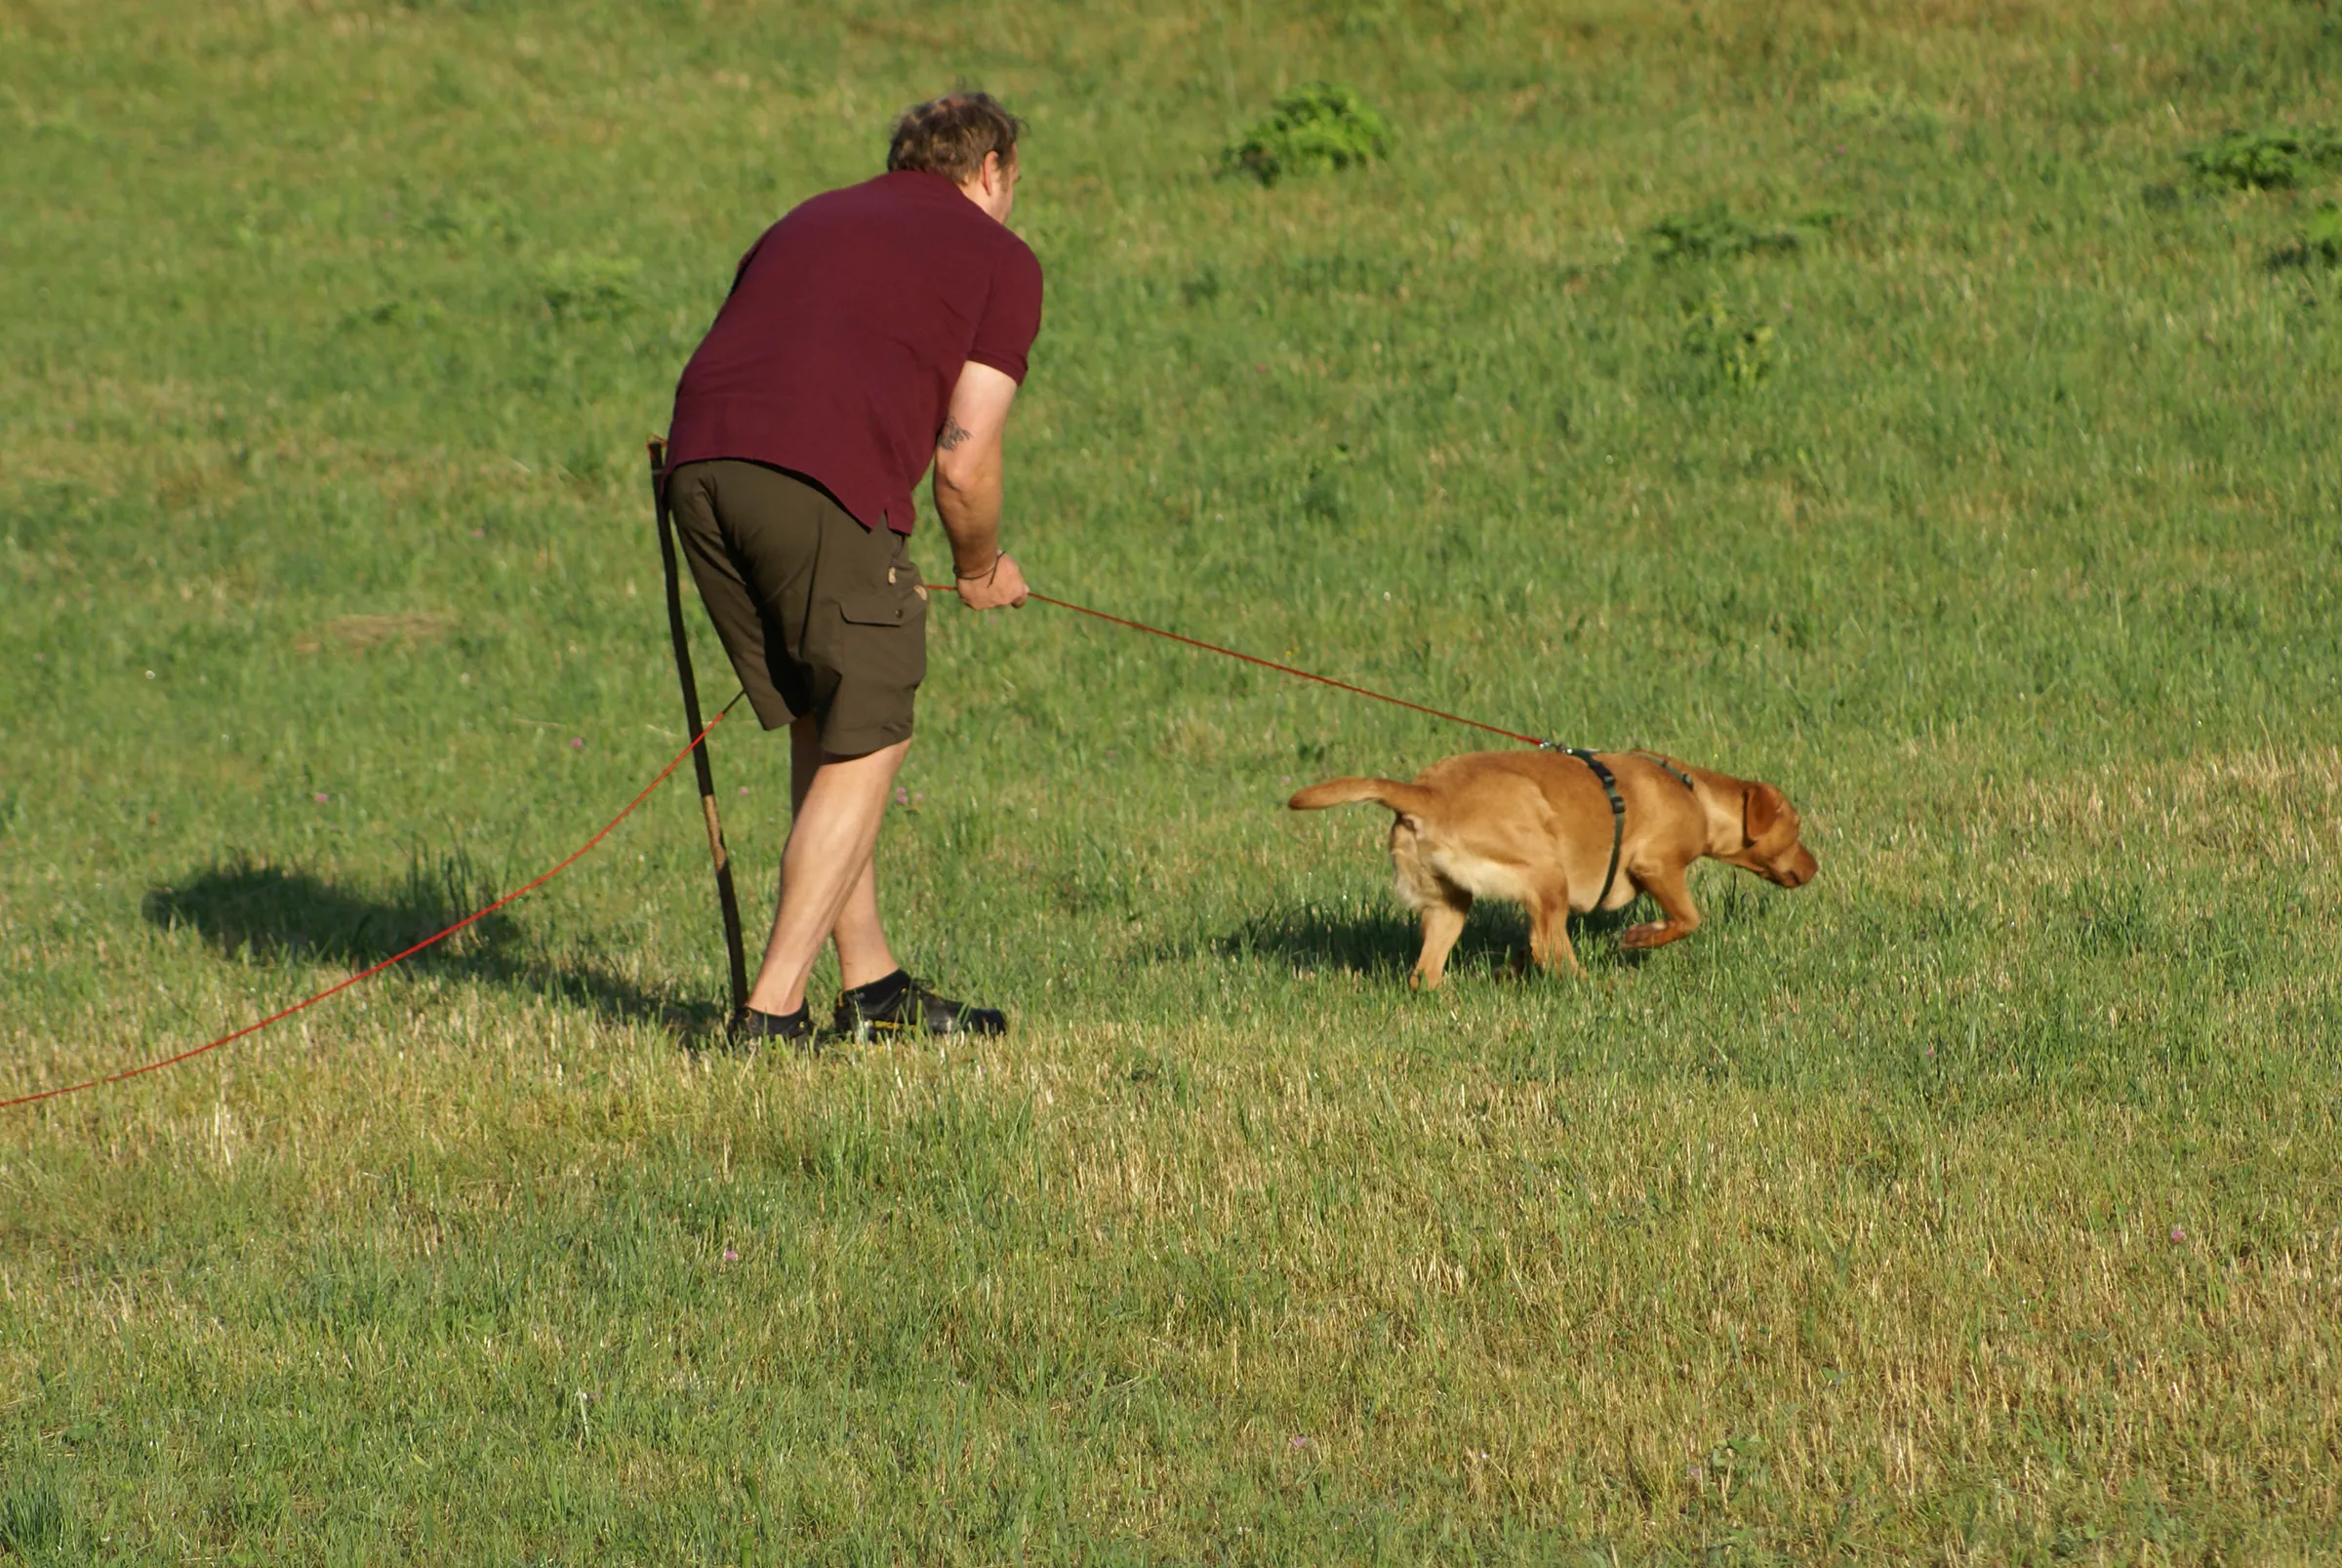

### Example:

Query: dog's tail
xmin=1287 ymin=777 xmax=1438 ymax=818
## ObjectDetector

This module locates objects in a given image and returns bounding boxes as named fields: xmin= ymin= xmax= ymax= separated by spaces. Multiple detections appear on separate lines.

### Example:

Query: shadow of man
xmin=142 ymin=850 xmax=722 ymax=1041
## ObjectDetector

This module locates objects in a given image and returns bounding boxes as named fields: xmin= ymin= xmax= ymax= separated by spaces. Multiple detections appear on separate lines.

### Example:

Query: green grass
xmin=5 ymin=0 xmax=2342 ymax=1560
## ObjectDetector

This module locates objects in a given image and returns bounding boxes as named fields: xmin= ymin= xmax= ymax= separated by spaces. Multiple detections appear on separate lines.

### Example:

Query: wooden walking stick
xmin=647 ymin=437 xmax=751 ymax=1026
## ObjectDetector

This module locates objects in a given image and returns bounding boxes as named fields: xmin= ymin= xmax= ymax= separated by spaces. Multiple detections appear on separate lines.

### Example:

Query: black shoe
xmin=830 ymin=970 xmax=1007 ymax=1040
xmin=728 ymin=1004 xmax=817 ymax=1051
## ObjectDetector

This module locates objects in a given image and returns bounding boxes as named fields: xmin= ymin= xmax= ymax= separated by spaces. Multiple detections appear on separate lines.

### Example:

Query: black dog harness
xmin=1535 ymin=745 xmax=1700 ymax=911
xmin=1564 ymin=748 xmax=1629 ymax=909
xmin=1636 ymin=751 xmax=1698 ymax=795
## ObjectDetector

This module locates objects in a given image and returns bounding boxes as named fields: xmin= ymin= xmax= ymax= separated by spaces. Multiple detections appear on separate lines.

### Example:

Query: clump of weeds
xmin=1680 ymin=290 xmax=1780 ymax=389
xmin=1645 ymin=201 xmax=1840 ymax=263
xmin=1222 ymin=83 xmax=1393 ymax=185
xmin=536 ymin=253 xmax=643 ymax=321
xmin=2271 ymin=201 xmax=2342 ymax=268
xmin=2185 ymin=128 xmax=2342 ymax=190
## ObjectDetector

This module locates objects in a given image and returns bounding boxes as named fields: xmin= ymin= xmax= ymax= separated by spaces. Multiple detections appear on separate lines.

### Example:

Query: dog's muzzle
xmin=1773 ymin=852 xmax=1819 ymax=889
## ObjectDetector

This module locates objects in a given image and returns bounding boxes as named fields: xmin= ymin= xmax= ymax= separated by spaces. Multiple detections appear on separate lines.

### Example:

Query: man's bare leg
xmin=787 ymin=716 xmax=901 ymax=992
xmin=746 ymin=720 xmax=909 ymax=1016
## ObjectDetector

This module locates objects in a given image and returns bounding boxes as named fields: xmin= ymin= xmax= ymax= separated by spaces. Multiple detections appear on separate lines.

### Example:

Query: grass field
xmin=6 ymin=0 xmax=2342 ymax=1559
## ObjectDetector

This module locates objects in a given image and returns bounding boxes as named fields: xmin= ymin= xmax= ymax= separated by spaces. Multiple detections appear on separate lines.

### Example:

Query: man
xmin=662 ymin=93 xmax=1039 ymax=1046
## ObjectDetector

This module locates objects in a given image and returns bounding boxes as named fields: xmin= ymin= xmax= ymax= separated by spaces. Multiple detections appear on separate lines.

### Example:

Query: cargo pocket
xmin=828 ymin=574 xmax=928 ymax=722
xmin=836 ymin=588 xmax=911 ymax=626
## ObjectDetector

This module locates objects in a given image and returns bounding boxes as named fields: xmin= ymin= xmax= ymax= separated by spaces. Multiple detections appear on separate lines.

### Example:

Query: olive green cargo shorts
xmin=666 ymin=459 xmax=927 ymax=756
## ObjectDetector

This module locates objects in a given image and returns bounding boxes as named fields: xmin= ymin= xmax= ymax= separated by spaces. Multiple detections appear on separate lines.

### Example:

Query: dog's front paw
xmin=1618 ymin=921 xmax=1673 ymax=951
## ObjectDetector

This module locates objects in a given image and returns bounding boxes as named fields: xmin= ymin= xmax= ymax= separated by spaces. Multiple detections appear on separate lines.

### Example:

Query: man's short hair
xmin=887 ymin=93 xmax=1022 ymax=183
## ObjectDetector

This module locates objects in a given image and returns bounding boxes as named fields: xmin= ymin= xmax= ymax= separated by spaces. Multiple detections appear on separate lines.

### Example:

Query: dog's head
xmin=1721 ymin=782 xmax=1818 ymax=889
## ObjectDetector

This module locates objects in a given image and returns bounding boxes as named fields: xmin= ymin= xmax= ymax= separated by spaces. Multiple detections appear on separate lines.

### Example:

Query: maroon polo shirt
xmin=665 ymin=170 xmax=1044 ymax=536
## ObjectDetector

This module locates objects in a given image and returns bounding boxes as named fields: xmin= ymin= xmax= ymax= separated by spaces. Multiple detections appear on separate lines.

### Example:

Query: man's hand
xmin=954 ymin=551 xmax=1029 ymax=610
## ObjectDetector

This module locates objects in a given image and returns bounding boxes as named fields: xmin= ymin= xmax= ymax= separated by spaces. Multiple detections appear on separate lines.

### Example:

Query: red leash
xmin=941 ymin=586 xmax=1550 ymax=748
xmin=11 ymin=586 xmax=1540 ymax=1111
xmin=2 ymin=707 xmax=739 ymax=1111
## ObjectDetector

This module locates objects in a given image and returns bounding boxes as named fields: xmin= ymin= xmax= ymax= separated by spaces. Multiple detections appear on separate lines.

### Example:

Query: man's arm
xmin=932 ymin=360 xmax=1029 ymax=609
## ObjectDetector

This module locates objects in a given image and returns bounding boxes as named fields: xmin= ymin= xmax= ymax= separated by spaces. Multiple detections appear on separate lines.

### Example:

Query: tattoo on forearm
xmin=939 ymin=417 xmax=972 ymax=452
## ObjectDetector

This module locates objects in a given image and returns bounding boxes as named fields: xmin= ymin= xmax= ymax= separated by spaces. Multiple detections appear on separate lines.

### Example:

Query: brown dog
xmin=1288 ymin=749 xmax=1817 ymax=986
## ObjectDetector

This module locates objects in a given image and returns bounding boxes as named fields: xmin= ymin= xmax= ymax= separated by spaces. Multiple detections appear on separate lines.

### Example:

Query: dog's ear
xmin=1742 ymin=783 xmax=1786 ymax=844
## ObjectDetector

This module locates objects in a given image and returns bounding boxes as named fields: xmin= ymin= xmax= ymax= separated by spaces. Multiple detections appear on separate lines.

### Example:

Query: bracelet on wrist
xmin=954 ymin=555 xmax=1001 ymax=583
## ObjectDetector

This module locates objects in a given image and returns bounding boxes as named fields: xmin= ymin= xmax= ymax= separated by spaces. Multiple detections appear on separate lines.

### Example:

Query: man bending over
xmin=662 ymin=92 xmax=1039 ymax=1045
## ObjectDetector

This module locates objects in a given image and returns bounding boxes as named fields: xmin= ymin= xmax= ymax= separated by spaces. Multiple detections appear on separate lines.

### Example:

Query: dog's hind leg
xmin=1527 ymin=891 xmax=1585 ymax=978
xmin=1619 ymin=862 xmax=1702 ymax=951
xmin=1410 ymin=892 xmax=1473 ymax=990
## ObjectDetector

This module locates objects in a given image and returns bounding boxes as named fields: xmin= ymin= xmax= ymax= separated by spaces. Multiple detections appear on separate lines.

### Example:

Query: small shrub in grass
xmin=408 ymin=192 xmax=525 ymax=247
xmin=1680 ymin=290 xmax=1778 ymax=389
xmin=1645 ymin=201 xmax=1826 ymax=263
xmin=1299 ymin=453 xmax=1351 ymax=525
xmin=2185 ymin=128 xmax=2342 ymax=190
xmin=2306 ymin=200 xmax=2342 ymax=260
xmin=536 ymin=253 xmax=643 ymax=321
xmin=344 ymin=296 xmax=447 ymax=331
xmin=1179 ymin=266 xmax=1222 ymax=305
xmin=1222 ymin=83 xmax=1393 ymax=185
xmin=2271 ymin=201 xmax=2342 ymax=268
